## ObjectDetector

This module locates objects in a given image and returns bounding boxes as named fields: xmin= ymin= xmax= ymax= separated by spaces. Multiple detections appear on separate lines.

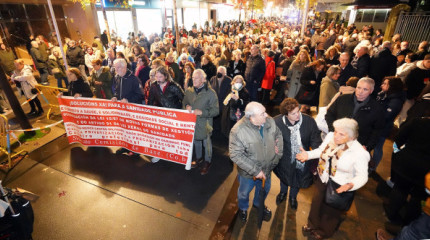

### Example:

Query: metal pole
xmin=173 ymin=0 xmax=181 ymax=53
xmin=46 ymin=0 xmax=69 ymax=70
xmin=301 ymin=0 xmax=310 ymax=38
xmin=100 ymin=0 xmax=112 ymax=43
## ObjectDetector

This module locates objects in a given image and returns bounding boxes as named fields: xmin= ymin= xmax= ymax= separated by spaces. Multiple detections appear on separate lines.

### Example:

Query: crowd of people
xmin=0 ymin=16 xmax=430 ymax=239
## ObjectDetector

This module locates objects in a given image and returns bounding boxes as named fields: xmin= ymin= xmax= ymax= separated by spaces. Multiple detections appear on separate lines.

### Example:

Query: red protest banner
xmin=58 ymin=97 xmax=196 ymax=169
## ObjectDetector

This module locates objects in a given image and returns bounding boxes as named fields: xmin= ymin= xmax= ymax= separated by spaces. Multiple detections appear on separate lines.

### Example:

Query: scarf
xmin=317 ymin=140 xmax=350 ymax=183
xmin=283 ymin=114 xmax=304 ymax=170
xmin=352 ymin=95 xmax=370 ymax=117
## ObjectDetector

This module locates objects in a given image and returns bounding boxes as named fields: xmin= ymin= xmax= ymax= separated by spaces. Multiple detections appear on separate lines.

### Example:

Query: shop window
xmin=0 ymin=4 xmax=26 ymax=20
xmin=362 ymin=10 xmax=375 ymax=22
xmin=374 ymin=10 xmax=387 ymax=22
xmin=355 ymin=10 xmax=363 ymax=22
xmin=4 ymin=22 xmax=31 ymax=45
xmin=26 ymin=4 xmax=47 ymax=19
xmin=30 ymin=20 xmax=51 ymax=38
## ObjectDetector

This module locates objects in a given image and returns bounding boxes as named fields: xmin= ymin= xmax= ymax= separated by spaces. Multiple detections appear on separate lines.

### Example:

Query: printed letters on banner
xmin=58 ymin=97 xmax=196 ymax=169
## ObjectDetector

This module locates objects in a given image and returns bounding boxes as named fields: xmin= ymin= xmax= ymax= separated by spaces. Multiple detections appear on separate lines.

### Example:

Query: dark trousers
xmin=246 ymin=81 xmax=259 ymax=102
xmin=384 ymin=174 xmax=425 ymax=225
xmin=308 ymin=177 xmax=343 ymax=238
xmin=29 ymin=96 xmax=43 ymax=113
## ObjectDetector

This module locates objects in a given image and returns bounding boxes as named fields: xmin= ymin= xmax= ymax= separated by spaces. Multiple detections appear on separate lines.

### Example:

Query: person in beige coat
xmin=319 ymin=65 xmax=341 ymax=108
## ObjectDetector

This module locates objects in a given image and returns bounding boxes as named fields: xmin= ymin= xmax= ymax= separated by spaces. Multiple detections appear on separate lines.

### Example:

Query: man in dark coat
xmin=101 ymin=30 xmax=109 ymax=49
xmin=326 ymin=77 xmax=384 ymax=151
xmin=29 ymin=41 xmax=49 ymax=85
xmin=66 ymin=40 xmax=86 ymax=80
xmin=210 ymin=66 xmax=232 ymax=131
xmin=111 ymin=59 xmax=143 ymax=104
xmin=405 ymin=54 xmax=430 ymax=101
xmin=338 ymin=52 xmax=357 ymax=86
xmin=351 ymin=45 xmax=371 ymax=78
xmin=244 ymin=45 xmax=266 ymax=102
xmin=343 ymin=34 xmax=358 ymax=58
xmin=369 ymin=41 xmax=397 ymax=93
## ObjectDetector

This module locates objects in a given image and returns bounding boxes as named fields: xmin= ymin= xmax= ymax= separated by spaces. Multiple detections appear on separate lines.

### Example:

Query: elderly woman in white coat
xmin=296 ymin=118 xmax=369 ymax=239
xmin=11 ymin=59 xmax=44 ymax=116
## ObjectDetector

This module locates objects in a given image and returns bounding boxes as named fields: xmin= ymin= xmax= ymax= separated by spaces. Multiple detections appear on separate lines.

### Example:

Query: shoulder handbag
xmin=324 ymin=157 xmax=355 ymax=211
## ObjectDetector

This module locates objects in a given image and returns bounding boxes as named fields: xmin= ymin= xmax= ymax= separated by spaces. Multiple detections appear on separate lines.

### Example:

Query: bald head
xmin=339 ymin=52 xmax=350 ymax=68
xmin=382 ymin=41 xmax=392 ymax=49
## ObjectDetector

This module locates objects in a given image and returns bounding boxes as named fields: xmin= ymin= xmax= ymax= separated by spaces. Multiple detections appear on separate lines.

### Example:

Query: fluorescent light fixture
xmin=130 ymin=0 xmax=146 ymax=6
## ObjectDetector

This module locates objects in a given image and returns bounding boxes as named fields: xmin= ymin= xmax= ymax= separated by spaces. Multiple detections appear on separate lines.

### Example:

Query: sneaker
xmin=276 ymin=192 xmax=287 ymax=205
xmin=238 ymin=209 xmax=247 ymax=222
xmin=289 ymin=198 xmax=298 ymax=210
xmin=151 ymin=157 xmax=160 ymax=163
xmin=253 ymin=205 xmax=272 ymax=221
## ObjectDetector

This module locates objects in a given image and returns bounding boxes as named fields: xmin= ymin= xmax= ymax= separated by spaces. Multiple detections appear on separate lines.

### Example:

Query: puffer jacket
xmin=183 ymin=83 xmax=219 ymax=140
xmin=244 ymin=54 xmax=266 ymax=84
xmin=148 ymin=80 xmax=184 ymax=109
xmin=229 ymin=116 xmax=283 ymax=179
xmin=66 ymin=46 xmax=85 ymax=67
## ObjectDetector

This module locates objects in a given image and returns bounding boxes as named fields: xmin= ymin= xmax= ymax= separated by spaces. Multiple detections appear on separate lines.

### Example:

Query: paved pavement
xmin=1 ymin=77 xmax=396 ymax=239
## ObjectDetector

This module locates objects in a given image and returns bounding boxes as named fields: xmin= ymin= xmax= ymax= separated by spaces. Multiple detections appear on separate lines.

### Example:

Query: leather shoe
xmin=200 ymin=161 xmax=211 ymax=175
xmin=289 ymin=198 xmax=298 ymax=210
xmin=238 ymin=209 xmax=247 ymax=222
xmin=253 ymin=205 xmax=272 ymax=221
xmin=27 ymin=111 xmax=37 ymax=116
xmin=191 ymin=158 xmax=203 ymax=168
xmin=276 ymin=192 xmax=287 ymax=205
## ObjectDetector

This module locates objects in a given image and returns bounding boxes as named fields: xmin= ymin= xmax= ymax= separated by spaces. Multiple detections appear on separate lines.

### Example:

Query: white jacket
xmin=306 ymin=132 xmax=370 ymax=191
xmin=11 ymin=65 xmax=38 ymax=99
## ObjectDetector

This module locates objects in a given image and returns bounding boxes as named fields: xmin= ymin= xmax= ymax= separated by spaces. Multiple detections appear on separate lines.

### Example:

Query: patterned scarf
xmin=317 ymin=139 xmax=350 ymax=183
xmin=283 ymin=114 xmax=304 ymax=170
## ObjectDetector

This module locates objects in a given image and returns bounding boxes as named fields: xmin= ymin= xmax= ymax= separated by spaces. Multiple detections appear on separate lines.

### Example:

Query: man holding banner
xmin=229 ymin=101 xmax=283 ymax=223
xmin=148 ymin=66 xmax=184 ymax=163
xmin=183 ymin=69 xmax=219 ymax=175
xmin=112 ymin=58 xmax=144 ymax=156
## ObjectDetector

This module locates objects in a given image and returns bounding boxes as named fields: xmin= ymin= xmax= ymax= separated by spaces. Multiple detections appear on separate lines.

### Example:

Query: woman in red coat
xmin=261 ymin=50 xmax=276 ymax=104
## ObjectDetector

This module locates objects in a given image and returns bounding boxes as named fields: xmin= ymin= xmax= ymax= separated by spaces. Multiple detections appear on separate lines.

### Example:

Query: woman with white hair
xmin=296 ymin=118 xmax=370 ymax=239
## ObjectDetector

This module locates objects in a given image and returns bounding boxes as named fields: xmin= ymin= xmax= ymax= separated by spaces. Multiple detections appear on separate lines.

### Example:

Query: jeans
xmin=237 ymin=175 xmax=271 ymax=211
xmin=193 ymin=138 xmax=212 ymax=163
xmin=280 ymin=181 xmax=300 ymax=200
xmin=394 ymin=213 xmax=430 ymax=240
xmin=56 ymin=76 xmax=69 ymax=88
xmin=372 ymin=136 xmax=386 ymax=170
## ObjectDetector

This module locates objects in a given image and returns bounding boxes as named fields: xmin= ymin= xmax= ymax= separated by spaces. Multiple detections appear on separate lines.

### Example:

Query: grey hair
xmin=193 ymin=69 xmax=207 ymax=81
xmin=244 ymin=101 xmax=264 ymax=119
xmin=113 ymin=58 xmax=127 ymax=68
xmin=333 ymin=118 xmax=359 ymax=139
xmin=358 ymin=77 xmax=375 ymax=90
xmin=217 ymin=66 xmax=227 ymax=75
xmin=327 ymin=65 xmax=341 ymax=78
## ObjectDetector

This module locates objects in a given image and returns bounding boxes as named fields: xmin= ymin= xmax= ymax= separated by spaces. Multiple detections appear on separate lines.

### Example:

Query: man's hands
xmin=111 ymin=97 xmax=128 ymax=103
xmin=255 ymin=170 xmax=266 ymax=180
xmin=186 ymin=105 xmax=202 ymax=116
